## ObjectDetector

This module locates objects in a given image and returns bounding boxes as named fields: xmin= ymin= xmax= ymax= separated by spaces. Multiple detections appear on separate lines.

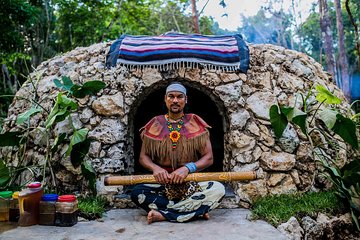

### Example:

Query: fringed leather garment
xmin=140 ymin=114 xmax=211 ymax=170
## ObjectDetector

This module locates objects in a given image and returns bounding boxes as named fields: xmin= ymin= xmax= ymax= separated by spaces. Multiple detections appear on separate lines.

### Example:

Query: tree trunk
xmin=334 ymin=0 xmax=350 ymax=99
xmin=319 ymin=0 xmax=336 ymax=82
xmin=191 ymin=0 xmax=200 ymax=34
xmin=345 ymin=0 xmax=360 ymax=71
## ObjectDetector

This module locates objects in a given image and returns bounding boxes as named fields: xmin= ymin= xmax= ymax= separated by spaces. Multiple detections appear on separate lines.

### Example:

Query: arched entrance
xmin=132 ymin=81 xmax=226 ymax=174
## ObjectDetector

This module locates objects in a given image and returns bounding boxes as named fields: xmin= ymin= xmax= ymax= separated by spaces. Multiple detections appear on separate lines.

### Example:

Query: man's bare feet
xmin=203 ymin=213 xmax=210 ymax=220
xmin=147 ymin=210 xmax=166 ymax=224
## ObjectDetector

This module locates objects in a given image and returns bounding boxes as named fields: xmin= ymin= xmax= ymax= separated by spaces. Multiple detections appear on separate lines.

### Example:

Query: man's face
xmin=164 ymin=91 xmax=187 ymax=114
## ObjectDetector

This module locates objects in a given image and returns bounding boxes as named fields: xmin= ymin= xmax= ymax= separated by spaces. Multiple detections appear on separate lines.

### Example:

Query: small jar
xmin=9 ymin=191 xmax=19 ymax=222
xmin=0 ymin=191 xmax=13 ymax=222
xmin=55 ymin=195 xmax=78 ymax=227
xmin=39 ymin=194 xmax=58 ymax=225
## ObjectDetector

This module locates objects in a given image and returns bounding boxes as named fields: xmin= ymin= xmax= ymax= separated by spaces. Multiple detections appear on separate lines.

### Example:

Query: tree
xmin=334 ymin=0 xmax=350 ymax=99
xmin=191 ymin=0 xmax=200 ymax=33
xmin=319 ymin=0 xmax=337 ymax=81
xmin=0 ymin=0 xmax=41 ymax=118
xmin=345 ymin=0 xmax=360 ymax=71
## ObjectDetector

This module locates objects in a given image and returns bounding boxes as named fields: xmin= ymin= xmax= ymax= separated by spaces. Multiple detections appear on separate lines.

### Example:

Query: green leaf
xmin=0 ymin=132 xmax=23 ymax=146
xmin=45 ymin=107 xmax=70 ymax=129
xmin=319 ymin=109 xmax=338 ymax=129
xmin=53 ymin=78 xmax=64 ymax=89
xmin=45 ymin=93 xmax=77 ymax=129
xmin=53 ymin=76 xmax=74 ymax=92
xmin=350 ymin=209 xmax=360 ymax=231
xmin=292 ymin=113 xmax=308 ymax=135
xmin=51 ymin=133 xmax=67 ymax=154
xmin=16 ymin=107 xmax=42 ymax=125
xmin=57 ymin=94 xmax=78 ymax=110
xmin=72 ymin=81 xmax=106 ymax=98
xmin=71 ymin=139 xmax=91 ymax=168
xmin=332 ymin=114 xmax=358 ymax=149
xmin=280 ymin=106 xmax=294 ymax=121
xmin=0 ymin=160 xmax=10 ymax=187
xmin=269 ymin=105 xmax=288 ymax=138
xmin=341 ymin=159 xmax=360 ymax=187
xmin=81 ymin=161 xmax=97 ymax=194
xmin=315 ymin=85 xmax=342 ymax=104
xmin=66 ymin=128 xmax=89 ymax=156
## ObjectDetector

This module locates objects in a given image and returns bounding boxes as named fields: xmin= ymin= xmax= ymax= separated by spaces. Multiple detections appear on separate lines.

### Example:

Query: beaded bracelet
xmin=185 ymin=162 xmax=197 ymax=173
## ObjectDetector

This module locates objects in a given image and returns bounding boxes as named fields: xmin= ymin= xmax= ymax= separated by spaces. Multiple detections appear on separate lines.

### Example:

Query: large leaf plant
xmin=0 ymin=76 xmax=105 ymax=194
xmin=269 ymin=84 xmax=360 ymax=230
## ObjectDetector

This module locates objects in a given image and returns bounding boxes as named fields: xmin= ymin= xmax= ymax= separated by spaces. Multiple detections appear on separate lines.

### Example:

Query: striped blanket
xmin=106 ymin=32 xmax=249 ymax=73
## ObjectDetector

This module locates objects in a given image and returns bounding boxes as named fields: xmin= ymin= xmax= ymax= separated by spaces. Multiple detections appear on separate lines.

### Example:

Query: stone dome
xmin=1 ymin=42 xmax=351 ymax=207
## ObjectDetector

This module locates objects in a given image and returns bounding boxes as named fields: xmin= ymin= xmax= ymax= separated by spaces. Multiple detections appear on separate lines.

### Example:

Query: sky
xmin=198 ymin=0 xmax=317 ymax=31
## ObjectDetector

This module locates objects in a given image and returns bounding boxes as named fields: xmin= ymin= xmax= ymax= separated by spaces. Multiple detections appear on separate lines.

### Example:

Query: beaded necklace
xmin=165 ymin=114 xmax=184 ymax=149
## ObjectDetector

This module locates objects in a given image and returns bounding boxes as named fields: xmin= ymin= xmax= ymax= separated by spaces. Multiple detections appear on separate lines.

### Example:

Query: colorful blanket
xmin=106 ymin=32 xmax=249 ymax=73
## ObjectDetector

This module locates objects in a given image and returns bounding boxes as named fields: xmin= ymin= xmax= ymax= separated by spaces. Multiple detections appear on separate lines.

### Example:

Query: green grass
xmin=78 ymin=196 xmax=108 ymax=220
xmin=251 ymin=190 xmax=344 ymax=226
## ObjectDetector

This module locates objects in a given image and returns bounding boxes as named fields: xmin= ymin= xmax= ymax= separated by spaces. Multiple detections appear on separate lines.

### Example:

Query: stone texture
xmin=230 ymin=109 xmax=250 ymax=130
xmin=91 ymin=93 xmax=124 ymax=117
xmin=246 ymin=91 xmax=277 ymax=120
xmin=277 ymin=217 xmax=304 ymax=240
xmin=260 ymin=151 xmax=296 ymax=171
xmin=88 ymin=119 xmax=124 ymax=144
xmin=278 ymin=125 xmax=300 ymax=153
xmin=236 ymin=180 xmax=268 ymax=203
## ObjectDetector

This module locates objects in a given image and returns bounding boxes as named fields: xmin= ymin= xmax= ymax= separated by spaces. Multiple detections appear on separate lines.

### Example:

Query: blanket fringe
xmin=119 ymin=61 xmax=238 ymax=72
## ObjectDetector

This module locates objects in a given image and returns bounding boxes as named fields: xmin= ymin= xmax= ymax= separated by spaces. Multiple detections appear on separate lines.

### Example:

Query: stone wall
xmin=1 ymin=42 xmax=351 ymax=207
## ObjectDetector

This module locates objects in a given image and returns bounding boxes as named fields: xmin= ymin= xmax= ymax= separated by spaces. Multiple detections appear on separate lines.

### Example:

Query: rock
xmin=233 ymin=162 xmax=259 ymax=172
xmin=80 ymin=108 xmax=94 ymax=124
xmin=201 ymin=72 xmax=222 ymax=87
xmin=302 ymin=216 xmax=324 ymax=240
xmin=290 ymin=59 xmax=313 ymax=79
xmin=268 ymin=174 xmax=297 ymax=195
xmin=107 ymin=143 xmax=125 ymax=159
xmin=142 ymin=68 xmax=162 ymax=86
xmin=236 ymin=180 xmax=268 ymax=203
xmin=260 ymin=151 xmax=296 ymax=171
xmin=277 ymin=217 xmax=304 ymax=240
xmin=228 ymin=131 xmax=256 ymax=153
xmin=233 ymin=151 xmax=253 ymax=164
xmin=247 ymin=121 xmax=260 ymax=136
xmin=88 ymin=119 xmax=124 ymax=144
xmin=91 ymin=157 xmax=125 ymax=173
xmin=296 ymin=142 xmax=313 ymax=162
xmin=88 ymin=141 xmax=101 ymax=158
xmin=278 ymin=125 xmax=300 ymax=153
xmin=230 ymin=109 xmax=250 ymax=130
xmin=259 ymin=125 xmax=275 ymax=147
xmin=246 ymin=91 xmax=276 ymax=120
xmin=219 ymin=72 xmax=239 ymax=83
xmin=215 ymin=81 xmax=242 ymax=106
xmin=92 ymin=93 xmax=124 ymax=117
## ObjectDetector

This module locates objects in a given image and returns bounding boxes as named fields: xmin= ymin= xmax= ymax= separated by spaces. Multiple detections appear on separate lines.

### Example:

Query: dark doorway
xmin=133 ymin=83 xmax=225 ymax=174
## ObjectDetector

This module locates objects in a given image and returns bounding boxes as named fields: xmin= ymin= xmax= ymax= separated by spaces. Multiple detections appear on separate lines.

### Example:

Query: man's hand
xmin=170 ymin=166 xmax=189 ymax=184
xmin=153 ymin=167 xmax=171 ymax=184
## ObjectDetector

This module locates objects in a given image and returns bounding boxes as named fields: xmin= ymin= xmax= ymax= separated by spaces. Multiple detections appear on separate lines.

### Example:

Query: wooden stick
xmin=104 ymin=171 xmax=256 ymax=186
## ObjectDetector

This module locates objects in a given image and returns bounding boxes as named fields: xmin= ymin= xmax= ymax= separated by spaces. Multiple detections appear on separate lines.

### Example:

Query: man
xmin=131 ymin=82 xmax=225 ymax=224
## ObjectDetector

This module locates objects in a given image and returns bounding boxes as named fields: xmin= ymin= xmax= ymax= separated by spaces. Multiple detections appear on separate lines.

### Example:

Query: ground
xmin=0 ymin=209 xmax=286 ymax=240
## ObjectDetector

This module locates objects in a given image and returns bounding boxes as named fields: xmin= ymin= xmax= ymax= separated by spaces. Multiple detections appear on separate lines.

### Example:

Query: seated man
xmin=131 ymin=82 xmax=225 ymax=224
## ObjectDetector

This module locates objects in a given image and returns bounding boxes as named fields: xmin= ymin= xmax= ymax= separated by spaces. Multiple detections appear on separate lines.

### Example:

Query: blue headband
xmin=166 ymin=83 xmax=187 ymax=95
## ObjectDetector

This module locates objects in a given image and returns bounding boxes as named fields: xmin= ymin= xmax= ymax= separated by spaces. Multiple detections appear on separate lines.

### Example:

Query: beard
xmin=169 ymin=104 xmax=183 ymax=113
